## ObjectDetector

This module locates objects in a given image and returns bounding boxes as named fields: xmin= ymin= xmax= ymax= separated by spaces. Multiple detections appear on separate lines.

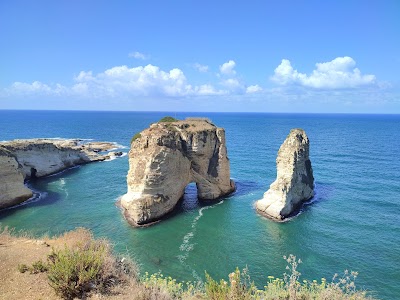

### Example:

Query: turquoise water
xmin=1 ymin=110 xmax=399 ymax=299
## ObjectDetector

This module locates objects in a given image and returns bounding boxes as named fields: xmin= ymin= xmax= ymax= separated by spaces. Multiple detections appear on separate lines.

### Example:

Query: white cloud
xmin=128 ymin=51 xmax=150 ymax=60
xmin=193 ymin=63 xmax=209 ymax=73
xmin=246 ymin=85 xmax=262 ymax=94
xmin=221 ymin=78 xmax=241 ymax=89
xmin=4 ymin=81 xmax=67 ymax=96
xmin=2 ymin=61 xmax=269 ymax=100
xmin=194 ymin=84 xmax=227 ymax=95
xmin=219 ymin=60 xmax=236 ymax=75
xmin=83 ymin=64 xmax=193 ymax=97
xmin=2 ymin=64 xmax=233 ymax=98
xmin=272 ymin=57 xmax=376 ymax=89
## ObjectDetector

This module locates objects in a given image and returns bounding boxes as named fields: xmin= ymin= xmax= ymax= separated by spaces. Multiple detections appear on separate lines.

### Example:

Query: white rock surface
xmin=0 ymin=149 xmax=33 ymax=209
xmin=0 ymin=139 xmax=119 ymax=209
xmin=120 ymin=119 xmax=235 ymax=226
xmin=255 ymin=129 xmax=314 ymax=220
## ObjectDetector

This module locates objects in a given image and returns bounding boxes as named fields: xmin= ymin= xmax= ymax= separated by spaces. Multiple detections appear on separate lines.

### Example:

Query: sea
xmin=0 ymin=110 xmax=399 ymax=299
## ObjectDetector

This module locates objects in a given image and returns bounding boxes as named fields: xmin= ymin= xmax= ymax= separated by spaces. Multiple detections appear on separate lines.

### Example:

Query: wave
xmin=104 ymin=152 xmax=127 ymax=162
xmin=177 ymin=200 xmax=225 ymax=282
xmin=1 ymin=187 xmax=48 ymax=211
xmin=46 ymin=165 xmax=81 ymax=177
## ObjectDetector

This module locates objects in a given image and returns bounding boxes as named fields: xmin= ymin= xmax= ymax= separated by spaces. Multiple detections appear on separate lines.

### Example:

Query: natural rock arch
xmin=120 ymin=118 xmax=235 ymax=226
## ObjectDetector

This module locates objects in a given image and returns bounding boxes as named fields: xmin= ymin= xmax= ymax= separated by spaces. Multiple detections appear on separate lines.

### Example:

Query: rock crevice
xmin=120 ymin=119 xmax=235 ymax=226
xmin=255 ymin=129 xmax=314 ymax=220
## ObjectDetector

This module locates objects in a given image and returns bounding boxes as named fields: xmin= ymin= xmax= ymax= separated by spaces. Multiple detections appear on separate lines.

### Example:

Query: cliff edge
xmin=120 ymin=118 xmax=235 ymax=226
xmin=255 ymin=129 xmax=314 ymax=220
xmin=0 ymin=139 xmax=121 ymax=210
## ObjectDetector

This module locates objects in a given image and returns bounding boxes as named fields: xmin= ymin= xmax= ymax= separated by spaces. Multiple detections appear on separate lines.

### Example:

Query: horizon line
xmin=0 ymin=108 xmax=399 ymax=116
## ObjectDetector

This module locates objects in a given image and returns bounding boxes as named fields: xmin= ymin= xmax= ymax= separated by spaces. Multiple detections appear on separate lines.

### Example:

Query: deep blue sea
xmin=1 ymin=110 xmax=399 ymax=299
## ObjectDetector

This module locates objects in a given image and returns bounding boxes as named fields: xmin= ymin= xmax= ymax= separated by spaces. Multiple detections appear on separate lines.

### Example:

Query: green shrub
xmin=30 ymin=260 xmax=48 ymax=274
xmin=17 ymin=260 xmax=48 ymax=274
xmin=205 ymin=267 xmax=256 ymax=300
xmin=47 ymin=243 xmax=106 ymax=299
xmin=131 ymin=132 xmax=141 ymax=144
xmin=18 ymin=263 xmax=29 ymax=273
xmin=158 ymin=116 xmax=178 ymax=123
xmin=141 ymin=271 xmax=201 ymax=299
xmin=46 ymin=238 xmax=137 ymax=300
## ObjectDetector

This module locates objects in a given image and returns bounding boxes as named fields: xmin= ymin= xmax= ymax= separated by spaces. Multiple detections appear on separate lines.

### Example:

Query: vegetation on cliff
xmin=158 ymin=116 xmax=179 ymax=123
xmin=1 ymin=227 xmax=375 ymax=299
xmin=131 ymin=132 xmax=142 ymax=144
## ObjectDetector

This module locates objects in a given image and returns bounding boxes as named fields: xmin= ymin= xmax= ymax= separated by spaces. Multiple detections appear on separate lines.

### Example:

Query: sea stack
xmin=120 ymin=118 xmax=235 ymax=226
xmin=255 ymin=128 xmax=314 ymax=221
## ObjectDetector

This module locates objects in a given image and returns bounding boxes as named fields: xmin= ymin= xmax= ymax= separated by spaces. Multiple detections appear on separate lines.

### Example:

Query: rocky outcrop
xmin=0 ymin=139 xmax=121 ymax=210
xmin=255 ymin=129 xmax=314 ymax=220
xmin=120 ymin=118 xmax=235 ymax=226
xmin=0 ymin=148 xmax=33 ymax=209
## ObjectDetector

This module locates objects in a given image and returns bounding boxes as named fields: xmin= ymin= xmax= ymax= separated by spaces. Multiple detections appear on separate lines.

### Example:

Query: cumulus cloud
xmin=128 ymin=51 xmax=150 ymax=60
xmin=219 ymin=60 xmax=236 ymax=75
xmin=76 ymin=64 xmax=193 ymax=97
xmin=194 ymin=84 xmax=226 ymax=95
xmin=246 ymin=85 xmax=262 ymax=94
xmin=193 ymin=63 xmax=209 ymax=73
xmin=221 ymin=78 xmax=241 ymax=89
xmin=272 ymin=57 xmax=376 ymax=89
xmin=2 ymin=60 xmax=268 ymax=100
xmin=2 ymin=64 xmax=230 ymax=98
xmin=4 ymin=81 xmax=67 ymax=96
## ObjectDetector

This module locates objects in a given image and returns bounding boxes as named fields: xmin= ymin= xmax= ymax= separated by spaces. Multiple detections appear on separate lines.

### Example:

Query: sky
xmin=0 ymin=0 xmax=399 ymax=113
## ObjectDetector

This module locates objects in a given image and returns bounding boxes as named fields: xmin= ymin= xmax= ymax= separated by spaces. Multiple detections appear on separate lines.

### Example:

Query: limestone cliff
xmin=255 ymin=129 xmax=314 ymax=220
xmin=0 ymin=148 xmax=33 ymax=209
xmin=120 ymin=118 xmax=235 ymax=226
xmin=0 ymin=139 xmax=121 ymax=210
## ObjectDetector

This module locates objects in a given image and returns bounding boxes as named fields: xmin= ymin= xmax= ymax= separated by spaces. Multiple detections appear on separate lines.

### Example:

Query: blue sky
xmin=0 ymin=0 xmax=399 ymax=113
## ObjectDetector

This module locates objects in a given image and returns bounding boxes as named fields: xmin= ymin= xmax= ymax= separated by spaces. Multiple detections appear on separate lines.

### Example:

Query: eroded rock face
xmin=0 ymin=139 xmax=120 ymax=209
xmin=0 ymin=149 xmax=33 ymax=209
xmin=120 ymin=119 xmax=235 ymax=226
xmin=255 ymin=129 xmax=314 ymax=220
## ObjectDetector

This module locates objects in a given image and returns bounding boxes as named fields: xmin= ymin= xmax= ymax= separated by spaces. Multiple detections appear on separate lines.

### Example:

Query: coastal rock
xmin=0 ymin=139 xmax=120 ymax=209
xmin=0 ymin=148 xmax=33 ymax=209
xmin=120 ymin=118 xmax=235 ymax=226
xmin=255 ymin=129 xmax=314 ymax=220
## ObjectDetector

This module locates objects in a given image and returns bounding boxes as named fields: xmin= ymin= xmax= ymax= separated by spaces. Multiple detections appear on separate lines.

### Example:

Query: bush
xmin=205 ymin=267 xmax=256 ymax=300
xmin=158 ymin=116 xmax=178 ymax=123
xmin=17 ymin=260 xmax=47 ymax=274
xmin=131 ymin=132 xmax=141 ymax=144
xmin=30 ymin=260 xmax=48 ymax=274
xmin=203 ymin=256 xmax=373 ymax=300
xmin=141 ymin=271 xmax=201 ymax=299
xmin=46 ymin=239 xmax=136 ymax=299
xmin=18 ymin=263 xmax=29 ymax=273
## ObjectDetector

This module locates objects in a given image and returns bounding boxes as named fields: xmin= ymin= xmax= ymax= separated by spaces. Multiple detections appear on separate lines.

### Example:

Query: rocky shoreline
xmin=0 ymin=138 xmax=123 ymax=210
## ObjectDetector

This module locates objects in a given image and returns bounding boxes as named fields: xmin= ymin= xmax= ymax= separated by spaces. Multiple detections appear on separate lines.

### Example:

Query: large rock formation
xmin=255 ymin=129 xmax=314 ymax=220
xmin=0 ymin=139 xmax=121 ymax=210
xmin=120 ymin=118 xmax=235 ymax=226
xmin=0 ymin=148 xmax=33 ymax=209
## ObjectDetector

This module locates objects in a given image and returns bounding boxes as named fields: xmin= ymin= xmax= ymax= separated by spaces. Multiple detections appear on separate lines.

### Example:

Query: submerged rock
xmin=255 ymin=129 xmax=314 ymax=220
xmin=0 ymin=139 xmax=120 ymax=209
xmin=120 ymin=118 xmax=235 ymax=226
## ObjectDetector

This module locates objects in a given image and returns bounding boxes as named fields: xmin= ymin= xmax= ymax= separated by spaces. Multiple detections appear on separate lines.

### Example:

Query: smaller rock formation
xmin=0 ymin=139 xmax=122 ymax=210
xmin=255 ymin=129 xmax=314 ymax=220
xmin=120 ymin=118 xmax=235 ymax=226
